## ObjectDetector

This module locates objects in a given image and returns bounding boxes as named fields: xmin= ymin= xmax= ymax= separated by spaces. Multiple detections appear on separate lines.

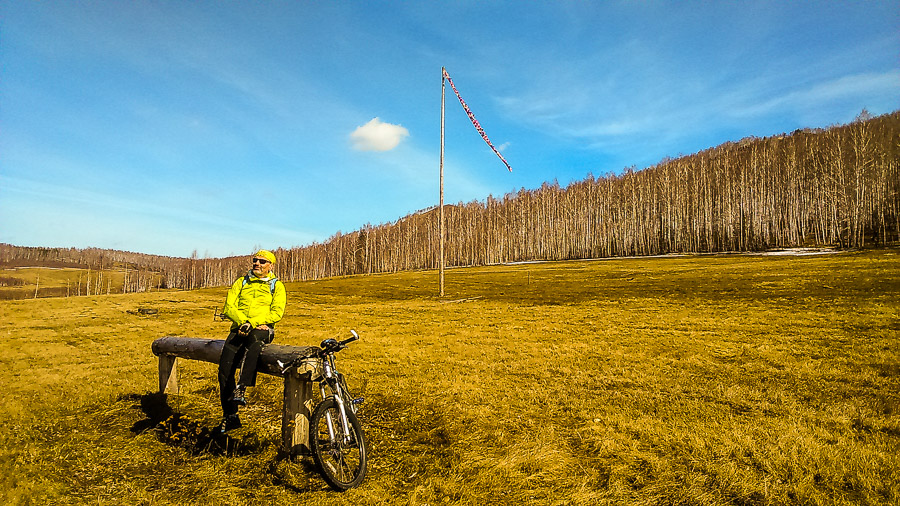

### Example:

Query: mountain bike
xmin=309 ymin=330 xmax=367 ymax=491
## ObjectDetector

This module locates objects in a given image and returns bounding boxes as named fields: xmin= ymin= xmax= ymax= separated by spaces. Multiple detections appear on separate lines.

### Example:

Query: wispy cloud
xmin=0 ymin=174 xmax=318 ymax=256
xmin=727 ymin=70 xmax=900 ymax=119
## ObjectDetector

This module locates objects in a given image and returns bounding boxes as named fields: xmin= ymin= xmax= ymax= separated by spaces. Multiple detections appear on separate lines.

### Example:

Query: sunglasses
xmin=252 ymin=258 xmax=270 ymax=265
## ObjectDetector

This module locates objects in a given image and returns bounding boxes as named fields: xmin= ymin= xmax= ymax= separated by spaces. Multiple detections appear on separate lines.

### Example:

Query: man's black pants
xmin=218 ymin=328 xmax=273 ymax=416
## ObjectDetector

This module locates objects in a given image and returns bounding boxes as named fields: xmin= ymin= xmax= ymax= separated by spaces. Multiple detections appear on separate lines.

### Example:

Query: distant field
xmin=1 ymin=249 xmax=897 ymax=505
xmin=0 ymin=265 xmax=162 ymax=300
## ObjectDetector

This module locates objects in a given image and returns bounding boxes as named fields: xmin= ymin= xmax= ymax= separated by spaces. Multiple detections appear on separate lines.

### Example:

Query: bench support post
xmin=158 ymin=355 xmax=178 ymax=394
xmin=282 ymin=360 xmax=317 ymax=456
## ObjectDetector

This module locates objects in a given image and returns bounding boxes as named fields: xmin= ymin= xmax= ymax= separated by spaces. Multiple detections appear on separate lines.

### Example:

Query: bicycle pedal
xmin=350 ymin=398 xmax=364 ymax=405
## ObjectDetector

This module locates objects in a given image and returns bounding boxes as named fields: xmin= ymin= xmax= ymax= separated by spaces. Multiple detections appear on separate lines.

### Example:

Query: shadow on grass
xmin=115 ymin=392 xmax=329 ymax=492
xmin=124 ymin=392 xmax=264 ymax=457
xmin=120 ymin=391 xmax=462 ymax=493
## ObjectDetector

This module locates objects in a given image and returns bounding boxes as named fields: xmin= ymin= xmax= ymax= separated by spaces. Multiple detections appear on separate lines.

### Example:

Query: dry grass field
xmin=0 ymin=265 xmax=146 ymax=300
xmin=1 ymin=249 xmax=898 ymax=505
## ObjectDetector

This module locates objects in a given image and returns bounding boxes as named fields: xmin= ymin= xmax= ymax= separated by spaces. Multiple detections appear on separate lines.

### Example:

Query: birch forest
xmin=3 ymin=110 xmax=898 ymax=293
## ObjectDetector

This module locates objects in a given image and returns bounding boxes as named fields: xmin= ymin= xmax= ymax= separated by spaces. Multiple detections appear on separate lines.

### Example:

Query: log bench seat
xmin=151 ymin=336 xmax=320 ymax=456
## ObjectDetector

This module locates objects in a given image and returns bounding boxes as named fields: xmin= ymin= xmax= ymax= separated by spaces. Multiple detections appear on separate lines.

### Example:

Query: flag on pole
xmin=442 ymin=68 xmax=512 ymax=172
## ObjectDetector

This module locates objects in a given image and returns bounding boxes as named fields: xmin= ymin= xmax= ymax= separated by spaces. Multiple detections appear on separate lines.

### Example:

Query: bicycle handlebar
xmin=319 ymin=330 xmax=360 ymax=354
xmin=340 ymin=329 xmax=360 ymax=346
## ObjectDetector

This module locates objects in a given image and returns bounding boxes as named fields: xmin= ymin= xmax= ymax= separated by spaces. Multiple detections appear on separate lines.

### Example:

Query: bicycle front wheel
xmin=310 ymin=398 xmax=367 ymax=491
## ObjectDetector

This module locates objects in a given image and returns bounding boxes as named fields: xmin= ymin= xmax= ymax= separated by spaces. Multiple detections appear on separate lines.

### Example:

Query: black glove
xmin=238 ymin=322 xmax=253 ymax=335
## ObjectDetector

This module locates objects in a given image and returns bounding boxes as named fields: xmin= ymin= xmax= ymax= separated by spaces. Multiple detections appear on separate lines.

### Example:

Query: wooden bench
xmin=151 ymin=336 xmax=320 ymax=456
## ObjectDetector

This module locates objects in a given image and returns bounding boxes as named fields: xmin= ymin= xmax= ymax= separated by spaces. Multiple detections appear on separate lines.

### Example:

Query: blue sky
xmin=2 ymin=1 xmax=897 ymax=258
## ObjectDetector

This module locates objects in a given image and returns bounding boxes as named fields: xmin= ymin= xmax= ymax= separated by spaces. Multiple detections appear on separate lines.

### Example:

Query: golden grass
xmin=1 ymin=249 xmax=898 ymax=504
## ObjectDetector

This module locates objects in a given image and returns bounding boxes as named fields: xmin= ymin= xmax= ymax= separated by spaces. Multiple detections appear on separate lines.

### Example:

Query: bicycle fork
xmin=320 ymin=381 xmax=354 ymax=445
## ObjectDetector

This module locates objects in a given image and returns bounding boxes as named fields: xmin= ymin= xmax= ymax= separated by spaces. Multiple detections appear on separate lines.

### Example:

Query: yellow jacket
xmin=222 ymin=272 xmax=286 ymax=330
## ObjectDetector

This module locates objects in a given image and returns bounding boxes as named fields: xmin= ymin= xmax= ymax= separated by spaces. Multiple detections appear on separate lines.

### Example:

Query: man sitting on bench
xmin=216 ymin=249 xmax=286 ymax=434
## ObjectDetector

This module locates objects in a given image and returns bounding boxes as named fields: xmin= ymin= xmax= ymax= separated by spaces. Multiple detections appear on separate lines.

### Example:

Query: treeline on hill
xmin=2 ymin=110 xmax=898 ymax=293
xmin=0 ymin=246 xmax=179 ymax=294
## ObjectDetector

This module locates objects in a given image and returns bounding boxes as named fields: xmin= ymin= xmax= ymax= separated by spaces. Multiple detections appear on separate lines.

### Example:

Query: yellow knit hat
xmin=254 ymin=249 xmax=276 ymax=264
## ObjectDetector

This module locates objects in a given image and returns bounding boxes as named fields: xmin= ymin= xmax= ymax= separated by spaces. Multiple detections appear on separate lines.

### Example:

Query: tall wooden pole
xmin=439 ymin=67 xmax=446 ymax=297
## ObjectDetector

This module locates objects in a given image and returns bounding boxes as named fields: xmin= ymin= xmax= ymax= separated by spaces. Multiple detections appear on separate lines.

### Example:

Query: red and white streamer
xmin=443 ymin=68 xmax=512 ymax=172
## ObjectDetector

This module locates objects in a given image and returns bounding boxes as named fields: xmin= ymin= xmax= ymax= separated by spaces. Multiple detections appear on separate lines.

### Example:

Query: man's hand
xmin=256 ymin=324 xmax=271 ymax=331
xmin=238 ymin=322 xmax=253 ymax=335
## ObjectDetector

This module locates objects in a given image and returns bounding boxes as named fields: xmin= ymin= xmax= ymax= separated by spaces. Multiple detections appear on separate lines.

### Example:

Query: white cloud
xmin=350 ymin=117 xmax=409 ymax=151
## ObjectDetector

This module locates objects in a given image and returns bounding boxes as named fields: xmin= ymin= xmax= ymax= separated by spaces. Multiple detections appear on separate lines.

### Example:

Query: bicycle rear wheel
xmin=310 ymin=398 xmax=367 ymax=491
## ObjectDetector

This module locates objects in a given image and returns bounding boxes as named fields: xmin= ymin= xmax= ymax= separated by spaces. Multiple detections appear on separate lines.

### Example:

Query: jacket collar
xmin=247 ymin=270 xmax=276 ymax=282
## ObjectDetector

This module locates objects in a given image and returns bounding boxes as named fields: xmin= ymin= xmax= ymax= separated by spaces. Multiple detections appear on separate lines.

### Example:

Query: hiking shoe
xmin=232 ymin=385 xmax=247 ymax=406
xmin=216 ymin=414 xmax=242 ymax=434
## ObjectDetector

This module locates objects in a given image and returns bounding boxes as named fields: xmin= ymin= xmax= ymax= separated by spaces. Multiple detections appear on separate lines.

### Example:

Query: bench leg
xmin=158 ymin=355 xmax=178 ymax=394
xmin=282 ymin=369 xmax=313 ymax=456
